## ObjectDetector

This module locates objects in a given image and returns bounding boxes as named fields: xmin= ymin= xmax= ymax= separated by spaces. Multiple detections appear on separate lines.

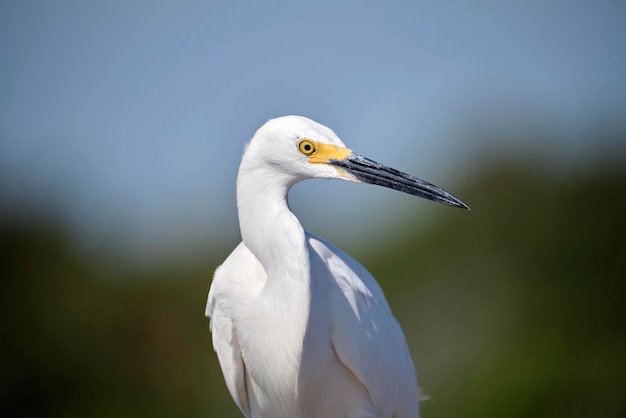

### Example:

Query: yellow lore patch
xmin=305 ymin=141 xmax=352 ymax=164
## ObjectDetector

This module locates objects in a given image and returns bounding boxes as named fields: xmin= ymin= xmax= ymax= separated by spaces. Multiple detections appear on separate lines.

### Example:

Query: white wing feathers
xmin=308 ymin=234 xmax=419 ymax=418
xmin=206 ymin=243 xmax=266 ymax=418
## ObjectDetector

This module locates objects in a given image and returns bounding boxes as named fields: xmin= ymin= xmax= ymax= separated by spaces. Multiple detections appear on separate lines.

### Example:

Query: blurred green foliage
xmin=2 ymin=156 xmax=625 ymax=418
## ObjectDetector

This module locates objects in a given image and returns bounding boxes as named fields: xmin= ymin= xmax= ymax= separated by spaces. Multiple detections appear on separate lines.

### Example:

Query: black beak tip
xmin=455 ymin=200 xmax=471 ymax=210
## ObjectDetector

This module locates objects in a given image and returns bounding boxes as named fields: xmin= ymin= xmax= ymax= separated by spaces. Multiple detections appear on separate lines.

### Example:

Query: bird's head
xmin=241 ymin=115 xmax=469 ymax=209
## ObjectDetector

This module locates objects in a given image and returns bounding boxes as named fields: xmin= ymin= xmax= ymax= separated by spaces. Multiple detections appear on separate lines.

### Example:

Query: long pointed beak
xmin=330 ymin=153 xmax=470 ymax=210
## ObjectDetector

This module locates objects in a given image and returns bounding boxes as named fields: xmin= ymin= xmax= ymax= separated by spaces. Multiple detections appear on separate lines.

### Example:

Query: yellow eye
xmin=298 ymin=139 xmax=316 ymax=155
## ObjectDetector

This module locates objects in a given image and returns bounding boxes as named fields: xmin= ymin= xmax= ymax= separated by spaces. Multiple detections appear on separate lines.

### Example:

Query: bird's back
xmin=207 ymin=236 xmax=419 ymax=417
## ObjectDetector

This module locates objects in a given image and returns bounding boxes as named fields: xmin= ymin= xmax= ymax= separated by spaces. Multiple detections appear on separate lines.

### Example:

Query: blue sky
xmin=1 ymin=0 xmax=625 ymax=263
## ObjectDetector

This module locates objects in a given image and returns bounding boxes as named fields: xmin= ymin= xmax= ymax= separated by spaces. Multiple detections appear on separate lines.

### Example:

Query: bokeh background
xmin=2 ymin=1 xmax=625 ymax=417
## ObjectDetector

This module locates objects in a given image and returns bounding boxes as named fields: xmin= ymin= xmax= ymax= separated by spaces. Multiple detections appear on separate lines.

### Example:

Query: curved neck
xmin=236 ymin=163 xmax=308 ymax=277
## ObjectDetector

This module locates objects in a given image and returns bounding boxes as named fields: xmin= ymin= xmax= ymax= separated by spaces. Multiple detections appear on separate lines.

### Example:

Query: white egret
xmin=206 ymin=116 xmax=469 ymax=418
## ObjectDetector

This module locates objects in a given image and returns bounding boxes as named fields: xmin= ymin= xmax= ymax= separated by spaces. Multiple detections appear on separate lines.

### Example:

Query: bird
xmin=205 ymin=115 xmax=469 ymax=418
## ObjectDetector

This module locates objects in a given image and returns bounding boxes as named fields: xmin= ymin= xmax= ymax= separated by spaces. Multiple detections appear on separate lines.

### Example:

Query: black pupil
xmin=304 ymin=144 xmax=311 ymax=151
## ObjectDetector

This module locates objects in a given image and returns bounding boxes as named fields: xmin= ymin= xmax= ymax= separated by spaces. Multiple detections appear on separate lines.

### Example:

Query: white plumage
xmin=206 ymin=116 xmax=468 ymax=418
